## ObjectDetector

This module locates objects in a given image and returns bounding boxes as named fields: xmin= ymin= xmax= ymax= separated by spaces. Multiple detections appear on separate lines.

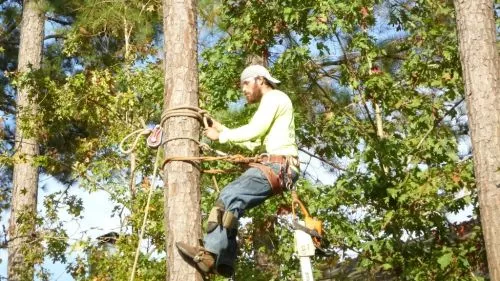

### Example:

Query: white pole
xmin=299 ymin=257 xmax=314 ymax=281
xmin=294 ymin=221 xmax=315 ymax=281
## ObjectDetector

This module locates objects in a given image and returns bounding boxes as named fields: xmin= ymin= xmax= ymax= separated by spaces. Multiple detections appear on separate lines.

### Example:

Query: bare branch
xmin=47 ymin=16 xmax=73 ymax=26
xmin=44 ymin=34 xmax=66 ymax=41
xmin=299 ymin=147 xmax=347 ymax=172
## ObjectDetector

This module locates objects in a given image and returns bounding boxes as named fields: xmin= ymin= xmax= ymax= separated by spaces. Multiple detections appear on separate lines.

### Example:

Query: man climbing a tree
xmin=176 ymin=64 xmax=300 ymax=277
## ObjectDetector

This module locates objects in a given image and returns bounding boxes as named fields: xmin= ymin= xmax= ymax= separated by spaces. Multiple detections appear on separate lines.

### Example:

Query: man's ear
xmin=256 ymin=76 xmax=264 ymax=86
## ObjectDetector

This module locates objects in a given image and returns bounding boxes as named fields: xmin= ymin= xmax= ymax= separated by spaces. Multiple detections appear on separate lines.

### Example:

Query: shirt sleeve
xmin=218 ymin=125 xmax=261 ymax=151
xmin=219 ymin=95 xmax=278 ymax=143
xmin=234 ymin=140 xmax=261 ymax=152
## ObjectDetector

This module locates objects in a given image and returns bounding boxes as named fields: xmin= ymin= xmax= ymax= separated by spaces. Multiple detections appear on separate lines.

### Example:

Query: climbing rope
xmin=119 ymin=119 xmax=151 ymax=154
xmin=162 ymin=154 xmax=262 ymax=170
xmin=160 ymin=105 xmax=211 ymax=129
xmin=129 ymin=149 xmax=161 ymax=281
xmin=120 ymin=106 xmax=212 ymax=154
xmin=125 ymin=105 xmax=230 ymax=281
xmin=119 ymin=128 xmax=152 ymax=154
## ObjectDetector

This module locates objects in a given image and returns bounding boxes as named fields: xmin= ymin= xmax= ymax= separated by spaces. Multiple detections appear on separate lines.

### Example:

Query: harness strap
xmin=249 ymin=163 xmax=283 ymax=194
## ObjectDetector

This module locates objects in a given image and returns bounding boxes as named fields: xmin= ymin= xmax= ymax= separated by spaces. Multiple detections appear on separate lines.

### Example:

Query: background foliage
xmin=1 ymin=0 xmax=496 ymax=280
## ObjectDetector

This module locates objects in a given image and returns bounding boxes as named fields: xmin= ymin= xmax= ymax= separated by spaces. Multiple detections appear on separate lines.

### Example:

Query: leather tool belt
xmin=249 ymin=154 xmax=299 ymax=194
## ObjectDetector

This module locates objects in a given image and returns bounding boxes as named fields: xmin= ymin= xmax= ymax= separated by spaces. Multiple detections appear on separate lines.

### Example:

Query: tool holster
xmin=249 ymin=154 xmax=299 ymax=194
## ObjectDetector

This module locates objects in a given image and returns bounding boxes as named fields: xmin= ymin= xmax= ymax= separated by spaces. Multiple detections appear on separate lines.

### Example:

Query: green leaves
xmin=196 ymin=0 xmax=484 ymax=279
xmin=438 ymin=249 xmax=453 ymax=270
xmin=0 ymin=0 xmax=485 ymax=279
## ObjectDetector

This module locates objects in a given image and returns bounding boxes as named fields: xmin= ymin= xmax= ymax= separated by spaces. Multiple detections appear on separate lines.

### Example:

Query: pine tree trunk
xmin=162 ymin=0 xmax=202 ymax=280
xmin=453 ymin=0 xmax=500 ymax=278
xmin=8 ymin=1 xmax=44 ymax=280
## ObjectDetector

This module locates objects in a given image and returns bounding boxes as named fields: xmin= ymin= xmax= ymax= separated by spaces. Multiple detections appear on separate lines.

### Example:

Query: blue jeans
xmin=203 ymin=163 xmax=299 ymax=275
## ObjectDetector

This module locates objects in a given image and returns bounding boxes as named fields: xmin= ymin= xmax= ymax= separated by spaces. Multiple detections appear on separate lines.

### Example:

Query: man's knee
xmin=219 ymin=184 xmax=236 ymax=202
xmin=206 ymin=200 xmax=238 ymax=233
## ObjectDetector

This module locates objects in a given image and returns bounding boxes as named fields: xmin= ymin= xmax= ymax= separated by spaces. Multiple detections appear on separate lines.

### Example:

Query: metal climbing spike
xmin=147 ymin=125 xmax=163 ymax=148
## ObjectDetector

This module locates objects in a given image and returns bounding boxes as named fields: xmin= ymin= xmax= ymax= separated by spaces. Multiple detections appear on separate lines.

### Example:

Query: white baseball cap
xmin=240 ymin=65 xmax=281 ymax=84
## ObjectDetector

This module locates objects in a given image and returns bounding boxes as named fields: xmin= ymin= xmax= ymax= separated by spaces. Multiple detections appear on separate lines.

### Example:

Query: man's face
xmin=241 ymin=77 xmax=263 ymax=104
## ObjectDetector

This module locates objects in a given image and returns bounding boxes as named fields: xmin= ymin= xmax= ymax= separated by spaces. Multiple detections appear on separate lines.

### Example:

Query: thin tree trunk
xmin=8 ymin=0 xmax=44 ymax=280
xmin=453 ymin=0 xmax=500 ymax=278
xmin=162 ymin=0 xmax=202 ymax=280
xmin=374 ymin=102 xmax=384 ymax=138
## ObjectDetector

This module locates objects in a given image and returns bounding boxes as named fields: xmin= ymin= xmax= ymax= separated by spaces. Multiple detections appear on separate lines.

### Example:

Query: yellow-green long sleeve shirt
xmin=219 ymin=89 xmax=298 ymax=156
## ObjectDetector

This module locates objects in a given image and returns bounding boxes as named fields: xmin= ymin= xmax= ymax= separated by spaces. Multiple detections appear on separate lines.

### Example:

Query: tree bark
xmin=162 ymin=0 xmax=202 ymax=280
xmin=8 ymin=0 xmax=44 ymax=281
xmin=453 ymin=0 xmax=500 ymax=278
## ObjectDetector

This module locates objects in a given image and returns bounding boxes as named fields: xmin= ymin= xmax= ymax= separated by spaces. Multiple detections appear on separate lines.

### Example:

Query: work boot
xmin=176 ymin=242 xmax=215 ymax=274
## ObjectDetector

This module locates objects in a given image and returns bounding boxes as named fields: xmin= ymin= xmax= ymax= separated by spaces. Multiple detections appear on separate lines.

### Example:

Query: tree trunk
xmin=453 ymin=0 xmax=500 ymax=278
xmin=162 ymin=0 xmax=202 ymax=280
xmin=8 ymin=1 xmax=44 ymax=281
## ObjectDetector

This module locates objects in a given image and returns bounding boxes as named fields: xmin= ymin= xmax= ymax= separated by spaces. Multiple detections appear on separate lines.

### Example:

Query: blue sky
xmin=0 ymin=175 xmax=124 ymax=280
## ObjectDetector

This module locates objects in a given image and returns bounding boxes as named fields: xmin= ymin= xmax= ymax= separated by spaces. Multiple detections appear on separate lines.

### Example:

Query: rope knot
xmin=160 ymin=106 xmax=213 ymax=129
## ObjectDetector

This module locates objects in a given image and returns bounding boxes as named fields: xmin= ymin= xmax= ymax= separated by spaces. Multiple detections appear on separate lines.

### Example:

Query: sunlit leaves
xmin=196 ymin=0 xmax=485 ymax=279
xmin=0 ymin=0 xmax=486 ymax=279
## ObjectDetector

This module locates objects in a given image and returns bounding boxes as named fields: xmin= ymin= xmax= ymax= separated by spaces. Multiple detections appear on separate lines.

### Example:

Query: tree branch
xmin=44 ymin=34 xmax=66 ymax=41
xmin=318 ymin=51 xmax=408 ymax=67
xmin=47 ymin=16 xmax=73 ymax=26
xmin=299 ymin=147 xmax=346 ymax=172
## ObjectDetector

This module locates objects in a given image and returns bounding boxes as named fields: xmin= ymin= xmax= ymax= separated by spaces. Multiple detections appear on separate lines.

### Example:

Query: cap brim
xmin=267 ymin=76 xmax=281 ymax=84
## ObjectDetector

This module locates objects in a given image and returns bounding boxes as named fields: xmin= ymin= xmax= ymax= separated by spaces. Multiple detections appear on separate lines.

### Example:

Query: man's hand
xmin=210 ymin=119 xmax=224 ymax=132
xmin=204 ymin=127 xmax=220 ymax=141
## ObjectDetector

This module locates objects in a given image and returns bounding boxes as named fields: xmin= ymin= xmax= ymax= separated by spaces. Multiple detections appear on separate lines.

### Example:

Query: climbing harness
xmin=248 ymin=154 xmax=299 ymax=194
